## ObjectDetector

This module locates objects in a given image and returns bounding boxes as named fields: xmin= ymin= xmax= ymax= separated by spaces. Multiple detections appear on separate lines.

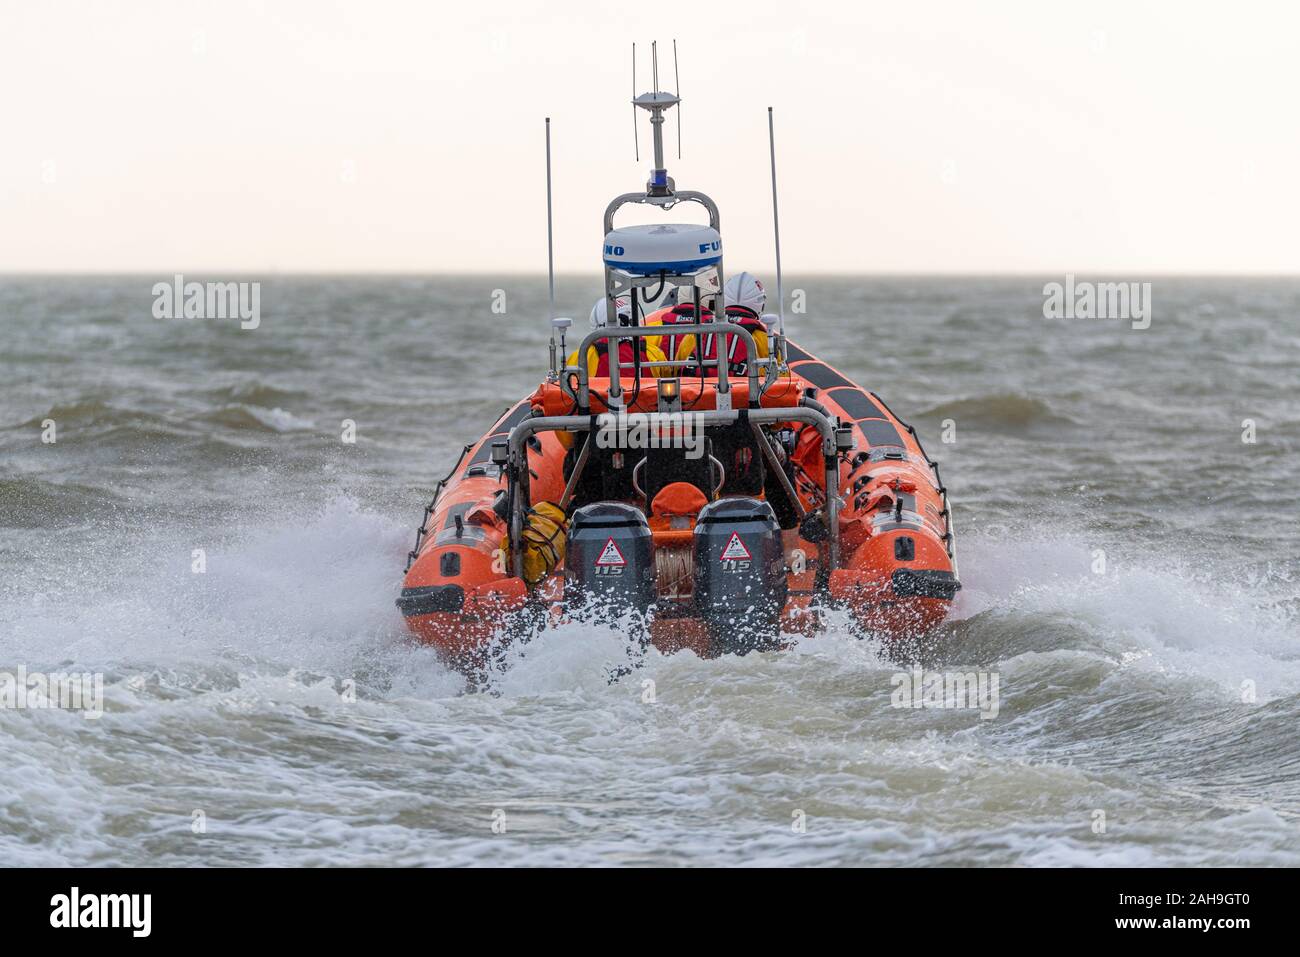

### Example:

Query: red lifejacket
xmin=593 ymin=338 xmax=652 ymax=377
xmin=686 ymin=305 xmax=767 ymax=377
xmin=653 ymin=303 xmax=714 ymax=369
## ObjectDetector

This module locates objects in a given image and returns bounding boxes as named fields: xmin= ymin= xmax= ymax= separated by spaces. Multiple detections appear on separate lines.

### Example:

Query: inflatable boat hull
xmin=399 ymin=341 xmax=958 ymax=668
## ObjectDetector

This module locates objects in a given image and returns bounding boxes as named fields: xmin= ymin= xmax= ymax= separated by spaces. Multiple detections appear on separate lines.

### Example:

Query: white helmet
xmin=589 ymin=295 xmax=634 ymax=330
xmin=724 ymin=271 xmax=766 ymax=315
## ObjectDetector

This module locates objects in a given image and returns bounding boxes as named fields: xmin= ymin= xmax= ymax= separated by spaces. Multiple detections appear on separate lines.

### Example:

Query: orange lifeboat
xmin=398 ymin=337 xmax=959 ymax=670
xmin=398 ymin=75 xmax=959 ymax=671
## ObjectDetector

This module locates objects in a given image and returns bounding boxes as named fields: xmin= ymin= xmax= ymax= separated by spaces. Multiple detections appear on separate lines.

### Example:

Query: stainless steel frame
xmin=567 ymin=321 xmax=765 ymax=409
xmin=505 ymin=405 xmax=842 ymax=586
xmin=602 ymin=183 xmax=727 ymax=403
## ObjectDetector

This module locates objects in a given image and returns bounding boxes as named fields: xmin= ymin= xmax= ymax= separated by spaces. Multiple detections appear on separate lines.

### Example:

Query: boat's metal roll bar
xmin=567 ymin=321 xmax=763 ymax=410
xmin=505 ymin=405 xmax=843 ymax=584
xmin=603 ymin=189 xmax=720 ymax=230
xmin=601 ymin=189 xmax=726 ymax=398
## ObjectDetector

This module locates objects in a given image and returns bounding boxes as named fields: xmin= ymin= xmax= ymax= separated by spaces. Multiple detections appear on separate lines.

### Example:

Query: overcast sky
xmin=3 ymin=0 xmax=1298 ymax=274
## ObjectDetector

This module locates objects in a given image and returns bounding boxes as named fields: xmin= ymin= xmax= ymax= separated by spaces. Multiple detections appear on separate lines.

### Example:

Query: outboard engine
xmin=565 ymin=502 xmax=655 ymax=616
xmin=692 ymin=498 xmax=787 ymax=654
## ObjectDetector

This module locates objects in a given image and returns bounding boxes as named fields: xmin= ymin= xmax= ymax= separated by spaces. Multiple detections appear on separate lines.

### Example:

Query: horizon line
xmin=3 ymin=270 xmax=1299 ymax=279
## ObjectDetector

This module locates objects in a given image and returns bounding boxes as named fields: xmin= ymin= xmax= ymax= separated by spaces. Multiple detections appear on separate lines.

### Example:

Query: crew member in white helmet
xmin=587 ymin=295 xmax=633 ymax=330
xmin=567 ymin=296 xmax=667 ymax=377
xmin=723 ymin=271 xmax=766 ymax=321
xmin=673 ymin=271 xmax=770 ymax=377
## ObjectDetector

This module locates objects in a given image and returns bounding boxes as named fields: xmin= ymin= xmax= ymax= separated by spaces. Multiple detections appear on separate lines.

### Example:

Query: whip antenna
xmin=767 ymin=107 xmax=786 ymax=346
xmin=631 ymin=44 xmax=639 ymax=161
xmin=546 ymin=117 xmax=555 ymax=322
xmin=673 ymin=39 xmax=681 ymax=159
xmin=545 ymin=117 xmax=559 ymax=377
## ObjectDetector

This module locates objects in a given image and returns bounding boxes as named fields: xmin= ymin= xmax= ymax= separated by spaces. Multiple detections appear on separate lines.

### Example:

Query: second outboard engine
xmin=692 ymin=498 xmax=787 ymax=654
xmin=565 ymin=502 xmax=655 ymax=616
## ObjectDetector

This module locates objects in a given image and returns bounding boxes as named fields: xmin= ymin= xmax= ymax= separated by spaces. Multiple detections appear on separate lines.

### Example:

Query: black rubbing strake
xmin=858 ymin=419 xmax=905 ymax=448
xmin=491 ymin=402 xmax=532 ymax=436
xmin=396 ymin=584 xmax=466 ymax=616
xmin=826 ymin=388 xmax=886 ymax=421
xmin=465 ymin=442 xmax=495 ymax=468
xmin=891 ymin=569 xmax=961 ymax=600
xmin=795 ymin=364 xmax=854 ymax=391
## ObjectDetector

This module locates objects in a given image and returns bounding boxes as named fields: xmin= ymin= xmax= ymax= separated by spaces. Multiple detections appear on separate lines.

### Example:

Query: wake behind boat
xmin=398 ymin=45 xmax=959 ymax=672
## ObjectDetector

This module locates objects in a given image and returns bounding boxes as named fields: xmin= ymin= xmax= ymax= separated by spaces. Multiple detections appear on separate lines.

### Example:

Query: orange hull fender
xmin=832 ymin=528 xmax=959 ymax=638
xmin=829 ymin=568 xmax=891 ymax=605
xmin=857 ymin=597 xmax=952 ymax=638
xmin=849 ymin=529 xmax=954 ymax=590
xmin=402 ymin=577 xmax=528 ymax=657
xmin=404 ymin=612 xmax=498 ymax=657
xmin=405 ymin=534 xmax=502 ymax=590
xmin=839 ymin=516 xmax=873 ymax=555
xmin=828 ymin=568 xmax=953 ymax=637
xmin=464 ymin=577 xmax=528 ymax=617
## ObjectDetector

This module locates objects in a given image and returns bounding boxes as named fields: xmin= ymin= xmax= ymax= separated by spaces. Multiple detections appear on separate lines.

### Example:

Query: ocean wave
xmin=199 ymin=404 xmax=318 ymax=433
xmin=199 ymin=383 xmax=310 ymax=407
xmin=0 ymin=477 xmax=129 ymax=529
xmin=918 ymin=393 xmax=1078 ymax=433
xmin=2 ymin=503 xmax=1298 ymax=864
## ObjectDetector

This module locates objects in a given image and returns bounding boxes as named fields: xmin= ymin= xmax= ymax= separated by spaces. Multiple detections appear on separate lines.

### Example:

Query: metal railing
xmin=504 ymin=404 xmax=843 ymax=585
xmin=603 ymin=189 xmax=721 ymax=232
xmin=566 ymin=321 xmax=774 ymax=409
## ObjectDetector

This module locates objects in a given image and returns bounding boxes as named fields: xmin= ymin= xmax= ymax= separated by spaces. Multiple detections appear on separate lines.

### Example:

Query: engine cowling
xmin=691 ymin=497 xmax=787 ymax=654
xmin=565 ymin=502 xmax=655 ymax=615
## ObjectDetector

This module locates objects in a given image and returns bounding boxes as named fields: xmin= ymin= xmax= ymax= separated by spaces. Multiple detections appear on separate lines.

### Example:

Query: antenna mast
xmin=545 ymin=117 xmax=562 ymax=378
xmin=631 ymin=40 xmax=681 ymax=198
xmin=767 ymin=107 xmax=786 ymax=356
xmin=546 ymin=117 xmax=555 ymax=322
xmin=673 ymin=40 xmax=681 ymax=159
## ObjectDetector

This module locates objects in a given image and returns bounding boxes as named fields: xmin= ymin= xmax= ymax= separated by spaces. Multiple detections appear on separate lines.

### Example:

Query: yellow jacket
xmin=674 ymin=322 xmax=769 ymax=376
xmin=565 ymin=336 xmax=671 ymax=378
